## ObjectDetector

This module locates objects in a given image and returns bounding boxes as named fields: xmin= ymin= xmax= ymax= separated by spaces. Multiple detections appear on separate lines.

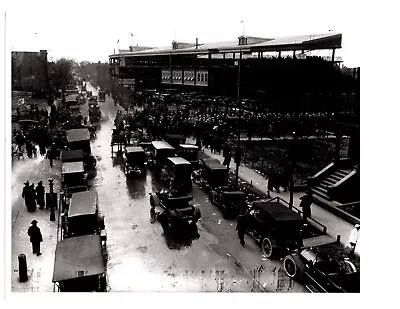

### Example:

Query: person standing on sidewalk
xmin=35 ymin=181 xmax=45 ymax=210
xmin=299 ymin=192 xmax=313 ymax=221
xmin=46 ymin=147 xmax=54 ymax=167
xmin=27 ymin=220 xmax=43 ymax=256
xmin=22 ymin=181 xmax=31 ymax=210
xmin=348 ymin=224 xmax=360 ymax=256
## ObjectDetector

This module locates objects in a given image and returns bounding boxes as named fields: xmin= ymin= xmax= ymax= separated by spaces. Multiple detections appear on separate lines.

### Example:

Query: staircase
xmin=310 ymin=168 xmax=352 ymax=202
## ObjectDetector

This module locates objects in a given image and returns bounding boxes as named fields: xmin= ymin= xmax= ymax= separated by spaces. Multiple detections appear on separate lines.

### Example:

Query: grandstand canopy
xmin=110 ymin=32 xmax=341 ymax=58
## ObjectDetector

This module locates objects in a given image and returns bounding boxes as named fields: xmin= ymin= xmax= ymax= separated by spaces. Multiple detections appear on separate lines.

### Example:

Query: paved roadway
xmin=11 ymin=83 xmax=308 ymax=292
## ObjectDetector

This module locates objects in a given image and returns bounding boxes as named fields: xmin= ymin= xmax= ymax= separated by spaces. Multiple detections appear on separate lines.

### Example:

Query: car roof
xmin=201 ymin=158 xmax=226 ymax=170
xmin=164 ymin=134 xmax=185 ymax=139
xmin=62 ymin=161 xmax=85 ymax=174
xmin=125 ymin=146 xmax=145 ymax=153
xmin=61 ymin=150 xmax=84 ymax=162
xmin=66 ymin=128 xmax=90 ymax=142
xmin=222 ymin=191 xmax=246 ymax=196
xmin=152 ymin=141 xmax=175 ymax=150
xmin=179 ymin=144 xmax=199 ymax=149
xmin=52 ymin=234 xmax=105 ymax=282
xmin=167 ymin=157 xmax=191 ymax=165
xmin=252 ymin=201 xmax=303 ymax=222
xmin=68 ymin=190 xmax=98 ymax=217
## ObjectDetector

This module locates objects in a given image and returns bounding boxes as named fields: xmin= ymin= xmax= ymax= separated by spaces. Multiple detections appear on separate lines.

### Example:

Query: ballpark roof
xmin=52 ymin=234 xmax=105 ymax=282
xmin=62 ymin=161 xmax=85 ymax=174
xmin=66 ymin=128 xmax=90 ymax=142
xmin=109 ymin=32 xmax=341 ymax=58
xmin=167 ymin=156 xmax=191 ymax=165
xmin=68 ymin=190 xmax=98 ymax=218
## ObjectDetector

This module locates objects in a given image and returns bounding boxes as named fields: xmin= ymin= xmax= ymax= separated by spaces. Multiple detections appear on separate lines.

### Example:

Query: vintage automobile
xmin=123 ymin=146 xmax=146 ymax=175
xmin=89 ymin=103 xmax=101 ymax=123
xmin=61 ymin=149 xmax=96 ymax=171
xmin=245 ymin=200 xmax=304 ymax=258
xmin=161 ymin=157 xmax=192 ymax=192
xmin=62 ymin=190 xmax=106 ymax=240
xmin=146 ymin=141 xmax=176 ymax=171
xmin=283 ymin=240 xmax=359 ymax=293
xmin=150 ymin=190 xmax=201 ymax=235
xmin=198 ymin=158 xmax=228 ymax=192
xmin=164 ymin=134 xmax=186 ymax=148
xmin=178 ymin=144 xmax=199 ymax=168
xmin=52 ymin=234 xmax=107 ymax=292
xmin=66 ymin=128 xmax=92 ymax=156
xmin=209 ymin=190 xmax=247 ymax=218
xmin=61 ymin=161 xmax=88 ymax=195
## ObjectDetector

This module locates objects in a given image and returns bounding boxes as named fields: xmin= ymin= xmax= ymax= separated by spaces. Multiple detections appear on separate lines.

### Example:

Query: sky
xmin=5 ymin=0 xmax=364 ymax=66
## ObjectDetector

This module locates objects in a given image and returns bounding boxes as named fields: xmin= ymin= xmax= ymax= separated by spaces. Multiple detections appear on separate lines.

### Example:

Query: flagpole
xmin=130 ymin=34 xmax=133 ymax=49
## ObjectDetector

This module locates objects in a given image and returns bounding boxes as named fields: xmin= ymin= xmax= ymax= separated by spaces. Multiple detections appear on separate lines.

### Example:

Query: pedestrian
xmin=27 ymin=220 xmax=43 ymax=256
xmin=46 ymin=147 xmax=54 ymax=167
xmin=22 ymin=181 xmax=31 ymax=210
xmin=236 ymin=209 xmax=248 ymax=247
xmin=299 ymin=192 xmax=313 ymax=221
xmin=29 ymin=183 xmax=37 ymax=211
xmin=39 ymin=143 xmax=46 ymax=156
xmin=347 ymin=224 xmax=360 ymax=256
xmin=35 ymin=180 xmax=45 ymax=210
xmin=32 ymin=144 xmax=37 ymax=157
xmin=26 ymin=140 xmax=33 ymax=158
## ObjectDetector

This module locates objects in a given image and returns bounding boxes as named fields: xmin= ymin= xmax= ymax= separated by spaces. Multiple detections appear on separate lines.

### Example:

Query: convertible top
xmin=61 ymin=150 xmax=84 ymax=162
xmin=152 ymin=141 xmax=175 ymax=150
xmin=62 ymin=161 xmax=85 ymax=174
xmin=252 ymin=201 xmax=303 ymax=222
xmin=167 ymin=156 xmax=191 ymax=165
xmin=68 ymin=190 xmax=98 ymax=218
xmin=202 ymin=158 xmax=226 ymax=170
xmin=66 ymin=128 xmax=90 ymax=142
xmin=52 ymin=234 xmax=105 ymax=282
xmin=179 ymin=144 xmax=199 ymax=150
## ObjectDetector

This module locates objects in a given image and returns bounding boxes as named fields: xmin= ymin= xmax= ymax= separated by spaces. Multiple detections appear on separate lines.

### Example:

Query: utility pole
xmin=234 ymin=51 xmax=242 ymax=189
xmin=289 ymin=132 xmax=296 ymax=209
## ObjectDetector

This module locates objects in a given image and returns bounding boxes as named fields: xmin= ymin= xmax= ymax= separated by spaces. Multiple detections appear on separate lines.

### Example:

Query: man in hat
xmin=46 ymin=147 xmax=54 ymax=167
xmin=27 ymin=220 xmax=43 ymax=255
xmin=348 ymin=224 xmax=360 ymax=256
xmin=22 ymin=181 xmax=31 ymax=210
xmin=35 ymin=181 xmax=45 ymax=210
xmin=236 ymin=208 xmax=248 ymax=247
xmin=299 ymin=192 xmax=313 ymax=221
xmin=29 ymin=183 xmax=37 ymax=211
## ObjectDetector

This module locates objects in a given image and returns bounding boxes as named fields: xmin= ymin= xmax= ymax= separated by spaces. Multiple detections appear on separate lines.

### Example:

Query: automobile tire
xmin=261 ymin=237 xmax=276 ymax=258
xmin=150 ymin=195 xmax=159 ymax=207
xmin=283 ymin=253 xmax=305 ymax=279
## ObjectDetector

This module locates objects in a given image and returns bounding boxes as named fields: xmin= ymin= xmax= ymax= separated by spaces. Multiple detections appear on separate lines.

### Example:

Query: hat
xmin=24 ymin=181 xmax=29 ymax=185
xmin=31 ymin=220 xmax=37 ymax=224
xmin=38 ymin=181 xmax=43 ymax=185
xmin=355 ymin=224 xmax=360 ymax=229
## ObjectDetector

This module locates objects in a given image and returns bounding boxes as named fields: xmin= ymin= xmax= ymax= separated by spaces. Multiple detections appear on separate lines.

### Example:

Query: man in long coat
xmin=27 ymin=220 xmax=43 ymax=256
xmin=29 ymin=183 xmax=37 ymax=211
xmin=22 ymin=181 xmax=31 ymax=209
xmin=35 ymin=181 xmax=45 ymax=210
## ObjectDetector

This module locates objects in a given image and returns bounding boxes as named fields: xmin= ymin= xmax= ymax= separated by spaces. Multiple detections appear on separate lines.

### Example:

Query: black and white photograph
xmin=4 ymin=0 xmax=374 ymax=301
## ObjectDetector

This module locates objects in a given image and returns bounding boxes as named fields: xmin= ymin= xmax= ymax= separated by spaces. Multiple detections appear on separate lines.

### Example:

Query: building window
xmin=204 ymin=73 xmax=208 ymax=82
xmin=197 ymin=74 xmax=201 ymax=82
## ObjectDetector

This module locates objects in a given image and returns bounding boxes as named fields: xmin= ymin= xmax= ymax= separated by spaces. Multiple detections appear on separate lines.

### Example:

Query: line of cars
xmin=113 ymin=121 xmax=360 ymax=292
xmin=52 ymin=126 xmax=107 ymax=292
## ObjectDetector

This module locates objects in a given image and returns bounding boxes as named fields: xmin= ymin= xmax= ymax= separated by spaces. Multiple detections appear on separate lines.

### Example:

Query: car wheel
xmin=283 ymin=253 xmax=305 ymax=279
xmin=261 ymin=237 xmax=276 ymax=258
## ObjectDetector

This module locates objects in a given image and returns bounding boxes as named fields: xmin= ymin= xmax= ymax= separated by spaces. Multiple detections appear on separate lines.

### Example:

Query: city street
xmin=85 ymin=84 xmax=308 ymax=292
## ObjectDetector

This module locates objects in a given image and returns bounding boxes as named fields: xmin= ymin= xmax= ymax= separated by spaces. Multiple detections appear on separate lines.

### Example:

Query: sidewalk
xmin=11 ymin=153 xmax=62 ymax=292
xmin=187 ymin=138 xmax=360 ymax=256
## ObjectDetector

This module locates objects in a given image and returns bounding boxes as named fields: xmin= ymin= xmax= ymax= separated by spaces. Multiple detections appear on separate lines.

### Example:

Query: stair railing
xmin=308 ymin=162 xmax=335 ymax=187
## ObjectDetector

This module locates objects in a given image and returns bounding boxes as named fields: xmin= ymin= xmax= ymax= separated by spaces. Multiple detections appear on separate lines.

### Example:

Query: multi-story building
xmin=109 ymin=32 xmax=358 ymax=110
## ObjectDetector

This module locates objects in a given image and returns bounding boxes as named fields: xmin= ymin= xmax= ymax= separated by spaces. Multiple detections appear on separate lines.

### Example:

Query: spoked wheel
xmin=283 ymin=253 xmax=305 ymax=279
xmin=261 ymin=237 xmax=275 ymax=258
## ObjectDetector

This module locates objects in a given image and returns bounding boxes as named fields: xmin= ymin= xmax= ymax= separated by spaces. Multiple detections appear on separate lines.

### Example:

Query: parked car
xmin=245 ymin=200 xmax=304 ymax=258
xmin=123 ymin=146 xmax=146 ymax=175
xmin=283 ymin=242 xmax=359 ymax=292
xmin=209 ymin=190 xmax=247 ymax=218
xmin=146 ymin=141 xmax=176 ymax=171
xmin=198 ymin=158 xmax=228 ymax=192
xmin=52 ymin=234 xmax=107 ymax=292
